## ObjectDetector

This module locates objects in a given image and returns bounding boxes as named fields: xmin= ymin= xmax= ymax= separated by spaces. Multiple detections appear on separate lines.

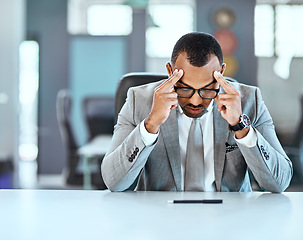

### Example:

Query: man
xmin=101 ymin=32 xmax=292 ymax=192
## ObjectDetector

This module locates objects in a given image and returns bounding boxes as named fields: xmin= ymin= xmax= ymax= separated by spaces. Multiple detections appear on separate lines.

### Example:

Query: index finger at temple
xmin=161 ymin=69 xmax=184 ymax=91
xmin=214 ymin=71 xmax=237 ymax=93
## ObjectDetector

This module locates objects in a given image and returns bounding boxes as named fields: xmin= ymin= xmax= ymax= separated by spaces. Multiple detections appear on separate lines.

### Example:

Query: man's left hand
xmin=213 ymin=71 xmax=242 ymax=126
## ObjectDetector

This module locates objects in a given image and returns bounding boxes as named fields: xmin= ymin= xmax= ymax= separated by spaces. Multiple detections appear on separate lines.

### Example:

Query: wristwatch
xmin=229 ymin=114 xmax=251 ymax=131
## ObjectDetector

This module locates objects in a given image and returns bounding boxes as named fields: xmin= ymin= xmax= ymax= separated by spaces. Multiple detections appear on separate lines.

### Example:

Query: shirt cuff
xmin=140 ymin=120 xmax=159 ymax=147
xmin=234 ymin=126 xmax=257 ymax=148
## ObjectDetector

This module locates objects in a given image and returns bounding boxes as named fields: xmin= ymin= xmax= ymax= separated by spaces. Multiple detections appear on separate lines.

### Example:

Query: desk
xmin=0 ymin=190 xmax=302 ymax=240
xmin=78 ymin=135 xmax=112 ymax=189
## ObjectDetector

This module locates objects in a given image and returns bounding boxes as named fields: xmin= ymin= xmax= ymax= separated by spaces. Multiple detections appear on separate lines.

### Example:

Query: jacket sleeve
xmin=237 ymin=87 xmax=293 ymax=193
xmin=101 ymin=88 xmax=156 ymax=192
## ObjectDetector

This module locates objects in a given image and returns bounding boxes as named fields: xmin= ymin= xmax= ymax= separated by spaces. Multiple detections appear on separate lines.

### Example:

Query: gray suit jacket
xmin=101 ymin=80 xmax=293 ymax=192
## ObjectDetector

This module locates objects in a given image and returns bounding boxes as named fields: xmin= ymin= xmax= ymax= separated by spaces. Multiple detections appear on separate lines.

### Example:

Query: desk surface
xmin=1 ymin=190 xmax=302 ymax=240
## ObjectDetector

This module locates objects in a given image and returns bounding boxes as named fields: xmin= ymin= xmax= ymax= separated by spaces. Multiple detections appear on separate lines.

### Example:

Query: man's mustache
xmin=185 ymin=104 xmax=204 ymax=109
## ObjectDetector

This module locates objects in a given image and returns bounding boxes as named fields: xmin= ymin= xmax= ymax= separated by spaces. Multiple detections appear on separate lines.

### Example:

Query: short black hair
xmin=171 ymin=32 xmax=223 ymax=67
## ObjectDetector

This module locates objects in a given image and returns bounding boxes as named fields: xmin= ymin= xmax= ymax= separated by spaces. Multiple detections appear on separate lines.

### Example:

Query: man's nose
xmin=189 ymin=90 xmax=203 ymax=106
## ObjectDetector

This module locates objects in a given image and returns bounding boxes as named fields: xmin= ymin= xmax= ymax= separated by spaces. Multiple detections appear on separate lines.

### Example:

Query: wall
xmin=27 ymin=0 xmax=69 ymax=174
xmin=0 ymin=0 xmax=25 ymax=182
xmin=196 ymin=0 xmax=257 ymax=86
xmin=70 ymin=36 xmax=127 ymax=144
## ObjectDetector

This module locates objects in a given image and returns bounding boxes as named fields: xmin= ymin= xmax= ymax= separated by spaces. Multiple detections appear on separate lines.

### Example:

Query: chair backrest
xmin=115 ymin=72 xmax=168 ymax=122
xmin=56 ymin=89 xmax=78 ymax=151
xmin=83 ymin=96 xmax=115 ymax=139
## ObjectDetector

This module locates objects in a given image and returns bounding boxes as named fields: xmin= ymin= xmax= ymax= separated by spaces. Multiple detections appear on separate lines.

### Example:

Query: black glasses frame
xmin=174 ymin=80 xmax=220 ymax=99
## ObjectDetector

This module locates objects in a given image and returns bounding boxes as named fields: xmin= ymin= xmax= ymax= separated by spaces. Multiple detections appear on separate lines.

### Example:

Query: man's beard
xmin=181 ymin=103 xmax=208 ymax=118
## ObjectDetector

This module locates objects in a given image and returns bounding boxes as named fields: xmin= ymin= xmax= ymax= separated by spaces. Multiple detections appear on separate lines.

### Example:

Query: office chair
xmin=285 ymin=91 xmax=303 ymax=187
xmin=115 ymin=72 xmax=168 ymax=122
xmin=81 ymin=96 xmax=114 ymax=190
xmin=57 ymin=90 xmax=108 ymax=189
xmin=56 ymin=89 xmax=82 ymax=185
xmin=83 ymin=96 xmax=115 ymax=140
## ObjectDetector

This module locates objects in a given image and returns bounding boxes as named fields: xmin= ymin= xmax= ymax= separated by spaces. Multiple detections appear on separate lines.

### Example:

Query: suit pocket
xmin=222 ymin=148 xmax=248 ymax=191
xmin=226 ymin=147 xmax=242 ymax=159
xmin=225 ymin=148 xmax=246 ymax=170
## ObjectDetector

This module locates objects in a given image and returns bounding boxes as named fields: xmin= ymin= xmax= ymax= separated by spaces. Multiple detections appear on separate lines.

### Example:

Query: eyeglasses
xmin=174 ymin=80 xmax=220 ymax=99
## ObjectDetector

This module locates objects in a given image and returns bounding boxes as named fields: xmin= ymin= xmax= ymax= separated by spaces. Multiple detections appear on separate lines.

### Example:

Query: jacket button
xmin=135 ymin=147 xmax=139 ymax=153
xmin=128 ymin=157 xmax=133 ymax=162
xmin=265 ymin=153 xmax=269 ymax=160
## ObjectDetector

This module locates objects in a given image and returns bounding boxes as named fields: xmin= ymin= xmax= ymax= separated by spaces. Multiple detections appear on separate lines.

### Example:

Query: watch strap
xmin=229 ymin=122 xmax=245 ymax=131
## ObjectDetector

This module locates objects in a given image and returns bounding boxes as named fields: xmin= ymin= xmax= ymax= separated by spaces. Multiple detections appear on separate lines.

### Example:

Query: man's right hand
xmin=144 ymin=69 xmax=183 ymax=134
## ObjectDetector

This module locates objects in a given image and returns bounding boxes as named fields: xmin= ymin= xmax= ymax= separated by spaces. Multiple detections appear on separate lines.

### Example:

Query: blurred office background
xmin=0 ymin=0 xmax=302 ymax=190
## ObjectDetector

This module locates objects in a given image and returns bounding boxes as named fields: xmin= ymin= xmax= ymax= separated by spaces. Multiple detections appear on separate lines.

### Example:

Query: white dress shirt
xmin=139 ymin=101 xmax=257 ymax=191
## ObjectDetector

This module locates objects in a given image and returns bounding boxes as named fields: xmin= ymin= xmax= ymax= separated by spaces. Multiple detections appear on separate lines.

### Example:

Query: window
xmin=146 ymin=3 xmax=194 ymax=58
xmin=275 ymin=5 xmax=303 ymax=57
xmin=87 ymin=5 xmax=132 ymax=36
xmin=254 ymin=5 xmax=274 ymax=57
xmin=68 ymin=0 xmax=133 ymax=36
xmin=19 ymin=41 xmax=39 ymax=162
xmin=255 ymin=4 xmax=303 ymax=57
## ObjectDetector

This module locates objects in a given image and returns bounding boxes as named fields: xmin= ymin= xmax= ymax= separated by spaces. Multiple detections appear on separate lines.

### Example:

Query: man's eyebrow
xmin=178 ymin=79 xmax=217 ymax=89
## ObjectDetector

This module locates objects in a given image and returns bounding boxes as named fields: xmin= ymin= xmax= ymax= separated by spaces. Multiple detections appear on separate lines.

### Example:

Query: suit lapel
xmin=213 ymin=102 xmax=229 ymax=191
xmin=160 ymin=109 xmax=182 ymax=191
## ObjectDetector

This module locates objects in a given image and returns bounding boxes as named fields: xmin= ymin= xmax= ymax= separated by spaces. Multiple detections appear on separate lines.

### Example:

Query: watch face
xmin=241 ymin=114 xmax=251 ymax=127
xmin=230 ymin=114 xmax=251 ymax=131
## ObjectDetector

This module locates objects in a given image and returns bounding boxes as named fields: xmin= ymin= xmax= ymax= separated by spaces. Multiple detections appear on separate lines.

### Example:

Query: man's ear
xmin=166 ymin=62 xmax=173 ymax=77
xmin=221 ymin=63 xmax=226 ymax=75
